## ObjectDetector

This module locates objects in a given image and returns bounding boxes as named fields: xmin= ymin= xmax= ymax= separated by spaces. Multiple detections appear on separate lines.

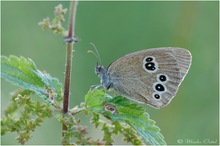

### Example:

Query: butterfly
xmin=95 ymin=47 xmax=192 ymax=109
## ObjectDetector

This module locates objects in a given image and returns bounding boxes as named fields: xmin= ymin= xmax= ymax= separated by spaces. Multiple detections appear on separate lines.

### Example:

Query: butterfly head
xmin=95 ymin=63 xmax=105 ymax=76
xmin=95 ymin=63 xmax=113 ymax=90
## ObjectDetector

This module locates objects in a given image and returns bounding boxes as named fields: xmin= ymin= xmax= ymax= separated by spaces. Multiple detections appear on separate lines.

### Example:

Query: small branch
xmin=62 ymin=0 xmax=78 ymax=144
xmin=70 ymin=107 xmax=86 ymax=116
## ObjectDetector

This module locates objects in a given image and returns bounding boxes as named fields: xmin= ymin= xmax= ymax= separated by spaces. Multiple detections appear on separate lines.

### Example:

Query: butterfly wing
xmin=108 ymin=47 xmax=192 ymax=108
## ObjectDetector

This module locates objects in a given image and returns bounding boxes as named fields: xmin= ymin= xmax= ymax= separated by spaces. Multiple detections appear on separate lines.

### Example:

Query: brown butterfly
xmin=96 ymin=47 xmax=192 ymax=108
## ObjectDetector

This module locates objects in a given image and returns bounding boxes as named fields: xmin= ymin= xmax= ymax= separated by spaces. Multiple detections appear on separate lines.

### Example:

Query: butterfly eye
xmin=145 ymin=57 xmax=153 ymax=62
xmin=157 ymin=74 xmax=168 ymax=83
xmin=154 ymin=94 xmax=160 ymax=99
xmin=153 ymin=82 xmax=166 ymax=93
xmin=95 ymin=65 xmax=104 ymax=75
xmin=155 ymin=84 xmax=165 ymax=92
xmin=159 ymin=75 xmax=166 ymax=82
xmin=143 ymin=56 xmax=158 ymax=73
xmin=145 ymin=62 xmax=156 ymax=71
xmin=153 ymin=92 xmax=161 ymax=100
xmin=144 ymin=56 xmax=155 ymax=62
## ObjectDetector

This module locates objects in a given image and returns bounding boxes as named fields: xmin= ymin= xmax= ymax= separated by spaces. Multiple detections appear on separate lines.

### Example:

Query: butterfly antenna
xmin=87 ymin=43 xmax=102 ymax=64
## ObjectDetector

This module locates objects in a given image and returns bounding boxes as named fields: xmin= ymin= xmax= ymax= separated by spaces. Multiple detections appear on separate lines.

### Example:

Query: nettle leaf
xmin=1 ymin=56 xmax=63 ymax=102
xmin=85 ymin=89 xmax=166 ymax=145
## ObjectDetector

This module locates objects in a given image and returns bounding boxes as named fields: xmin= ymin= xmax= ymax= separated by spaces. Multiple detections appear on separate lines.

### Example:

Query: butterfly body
xmin=96 ymin=47 xmax=192 ymax=108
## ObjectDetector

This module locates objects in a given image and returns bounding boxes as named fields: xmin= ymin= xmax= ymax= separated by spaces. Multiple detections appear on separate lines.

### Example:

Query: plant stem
xmin=62 ymin=0 xmax=78 ymax=144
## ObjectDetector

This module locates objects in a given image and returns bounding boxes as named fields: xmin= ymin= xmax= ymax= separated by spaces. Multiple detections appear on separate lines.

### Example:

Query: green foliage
xmin=90 ymin=112 xmax=142 ymax=145
xmin=61 ymin=116 xmax=105 ymax=145
xmin=0 ymin=54 xmax=166 ymax=145
xmin=1 ymin=55 xmax=63 ymax=104
xmin=85 ymin=89 xmax=166 ymax=145
xmin=3 ymin=89 xmax=33 ymax=116
xmin=38 ymin=4 xmax=67 ymax=36
xmin=1 ymin=94 xmax=53 ymax=144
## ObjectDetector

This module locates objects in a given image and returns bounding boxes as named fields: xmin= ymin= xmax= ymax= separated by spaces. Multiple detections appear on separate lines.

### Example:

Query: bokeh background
xmin=1 ymin=1 xmax=219 ymax=145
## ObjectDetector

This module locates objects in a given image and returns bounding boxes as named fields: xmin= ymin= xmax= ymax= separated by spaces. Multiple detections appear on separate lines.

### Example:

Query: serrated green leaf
xmin=1 ymin=56 xmax=63 ymax=102
xmin=85 ymin=89 xmax=167 ymax=145
xmin=85 ymin=89 xmax=106 ymax=109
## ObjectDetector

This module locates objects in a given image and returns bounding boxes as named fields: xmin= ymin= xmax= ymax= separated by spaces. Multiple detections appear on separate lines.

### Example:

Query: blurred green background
xmin=1 ymin=1 xmax=219 ymax=145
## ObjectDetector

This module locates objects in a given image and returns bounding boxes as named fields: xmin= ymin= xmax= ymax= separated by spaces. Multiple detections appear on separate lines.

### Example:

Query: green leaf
xmin=1 ymin=56 xmax=63 ymax=102
xmin=85 ymin=89 xmax=166 ymax=145
xmin=85 ymin=89 xmax=105 ymax=106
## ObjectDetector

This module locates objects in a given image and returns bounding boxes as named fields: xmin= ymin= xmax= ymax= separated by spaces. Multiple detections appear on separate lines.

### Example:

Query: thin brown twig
xmin=62 ymin=0 xmax=78 ymax=144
